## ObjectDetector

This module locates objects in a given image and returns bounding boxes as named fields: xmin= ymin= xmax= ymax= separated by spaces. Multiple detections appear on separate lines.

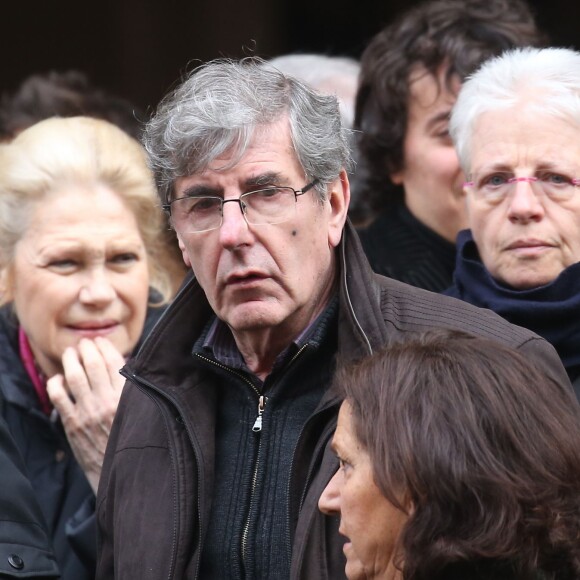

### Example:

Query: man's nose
xmin=318 ymin=469 xmax=341 ymax=516
xmin=507 ymin=179 xmax=545 ymax=223
xmin=219 ymin=198 xmax=253 ymax=248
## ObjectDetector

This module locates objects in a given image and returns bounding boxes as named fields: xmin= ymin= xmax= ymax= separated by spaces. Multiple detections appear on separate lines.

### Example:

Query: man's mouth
xmin=225 ymin=271 xmax=268 ymax=287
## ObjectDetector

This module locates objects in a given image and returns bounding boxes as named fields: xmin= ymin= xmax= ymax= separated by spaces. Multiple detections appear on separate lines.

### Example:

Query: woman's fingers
xmin=46 ymin=373 xmax=75 ymax=419
xmin=45 ymin=338 xmax=126 ymax=494
xmin=92 ymin=336 xmax=126 ymax=390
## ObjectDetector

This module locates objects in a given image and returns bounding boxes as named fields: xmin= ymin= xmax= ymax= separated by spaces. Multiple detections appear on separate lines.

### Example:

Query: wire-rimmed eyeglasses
xmin=163 ymin=180 xmax=319 ymax=233
xmin=464 ymin=172 xmax=580 ymax=204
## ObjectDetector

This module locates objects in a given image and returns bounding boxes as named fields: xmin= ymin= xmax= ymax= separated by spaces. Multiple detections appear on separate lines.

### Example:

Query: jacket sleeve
xmin=519 ymin=337 xmax=575 ymax=396
xmin=0 ymin=413 xmax=60 ymax=578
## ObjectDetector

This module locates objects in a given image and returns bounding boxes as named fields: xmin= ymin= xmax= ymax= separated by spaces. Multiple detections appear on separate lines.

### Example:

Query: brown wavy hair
xmin=0 ymin=70 xmax=143 ymax=141
xmin=335 ymin=329 xmax=580 ymax=579
xmin=353 ymin=0 xmax=545 ymax=220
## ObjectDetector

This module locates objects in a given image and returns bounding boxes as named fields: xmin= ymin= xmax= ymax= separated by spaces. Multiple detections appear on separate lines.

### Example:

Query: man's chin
xmin=223 ymin=303 xmax=287 ymax=333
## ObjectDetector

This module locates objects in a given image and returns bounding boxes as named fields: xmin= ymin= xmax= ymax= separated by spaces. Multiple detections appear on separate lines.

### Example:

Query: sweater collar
xmin=450 ymin=229 xmax=580 ymax=375
xmin=195 ymin=295 xmax=339 ymax=381
xmin=127 ymin=219 xmax=385 ymax=385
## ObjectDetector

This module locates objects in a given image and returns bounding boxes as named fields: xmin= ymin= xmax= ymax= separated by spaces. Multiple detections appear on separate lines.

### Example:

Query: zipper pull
xmin=252 ymin=395 xmax=266 ymax=432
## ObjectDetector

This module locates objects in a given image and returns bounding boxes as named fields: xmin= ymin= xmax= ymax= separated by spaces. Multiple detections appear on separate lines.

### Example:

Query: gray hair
xmin=450 ymin=47 xmax=580 ymax=172
xmin=268 ymin=54 xmax=360 ymax=129
xmin=144 ymin=57 xmax=352 ymax=204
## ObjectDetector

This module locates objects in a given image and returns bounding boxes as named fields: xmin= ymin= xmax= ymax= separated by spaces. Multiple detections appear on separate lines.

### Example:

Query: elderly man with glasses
xmin=95 ymin=58 xmax=570 ymax=580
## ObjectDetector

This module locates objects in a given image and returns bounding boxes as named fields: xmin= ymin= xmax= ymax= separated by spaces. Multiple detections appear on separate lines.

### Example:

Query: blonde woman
xmin=0 ymin=117 xmax=171 ymax=579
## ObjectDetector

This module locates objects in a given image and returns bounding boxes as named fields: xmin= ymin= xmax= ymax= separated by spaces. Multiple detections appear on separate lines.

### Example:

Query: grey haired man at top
xmin=95 ymin=57 xmax=570 ymax=579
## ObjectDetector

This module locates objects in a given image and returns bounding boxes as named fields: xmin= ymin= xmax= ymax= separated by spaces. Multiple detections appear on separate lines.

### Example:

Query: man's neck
xmin=231 ymin=296 xmax=335 ymax=381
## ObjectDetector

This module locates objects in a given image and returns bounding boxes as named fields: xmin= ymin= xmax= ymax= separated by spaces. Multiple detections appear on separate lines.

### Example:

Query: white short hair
xmin=450 ymin=47 xmax=580 ymax=172
xmin=269 ymin=54 xmax=360 ymax=128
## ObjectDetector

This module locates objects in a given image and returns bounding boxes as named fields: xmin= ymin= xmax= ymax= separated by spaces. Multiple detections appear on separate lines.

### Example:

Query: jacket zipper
xmin=241 ymin=395 xmax=266 ymax=571
xmin=193 ymin=353 xmax=266 ymax=430
xmin=193 ymin=352 xmax=267 ymax=576
xmin=240 ymin=343 xmax=311 ymax=574
xmin=252 ymin=395 xmax=266 ymax=432
xmin=241 ymin=434 xmax=262 ymax=572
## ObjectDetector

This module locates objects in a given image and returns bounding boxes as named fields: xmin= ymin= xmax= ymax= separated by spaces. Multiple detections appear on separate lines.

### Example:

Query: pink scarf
xmin=18 ymin=327 xmax=52 ymax=415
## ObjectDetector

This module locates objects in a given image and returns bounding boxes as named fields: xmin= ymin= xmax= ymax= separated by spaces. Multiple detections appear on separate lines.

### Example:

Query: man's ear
xmin=327 ymin=169 xmax=351 ymax=248
xmin=176 ymin=233 xmax=192 ymax=268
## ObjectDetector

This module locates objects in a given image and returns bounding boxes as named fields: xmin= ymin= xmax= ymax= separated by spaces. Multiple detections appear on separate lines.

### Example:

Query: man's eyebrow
xmin=178 ymin=172 xmax=287 ymax=198
xmin=180 ymin=183 xmax=222 ymax=198
xmin=245 ymin=172 xmax=285 ymax=189
xmin=536 ymin=161 xmax=569 ymax=172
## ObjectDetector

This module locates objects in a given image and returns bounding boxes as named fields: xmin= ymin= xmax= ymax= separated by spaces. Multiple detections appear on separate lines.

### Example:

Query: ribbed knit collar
xmin=447 ymin=229 xmax=580 ymax=377
xmin=195 ymin=295 xmax=339 ymax=384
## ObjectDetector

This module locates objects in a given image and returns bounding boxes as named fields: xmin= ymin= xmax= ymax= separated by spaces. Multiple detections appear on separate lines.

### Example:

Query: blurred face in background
xmin=390 ymin=65 xmax=467 ymax=243
xmin=466 ymin=108 xmax=580 ymax=289
xmin=319 ymin=402 xmax=407 ymax=580
xmin=9 ymin=185 xmax=150 ymax=376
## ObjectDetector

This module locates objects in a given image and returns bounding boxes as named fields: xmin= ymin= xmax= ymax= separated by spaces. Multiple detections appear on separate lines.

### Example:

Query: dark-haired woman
xmin=319 ymin=329 xmax=580 ymax=579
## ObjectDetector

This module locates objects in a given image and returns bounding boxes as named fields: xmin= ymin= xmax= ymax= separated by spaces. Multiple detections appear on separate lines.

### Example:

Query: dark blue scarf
xmin=446 ymin=230 xmax=580 ymax=379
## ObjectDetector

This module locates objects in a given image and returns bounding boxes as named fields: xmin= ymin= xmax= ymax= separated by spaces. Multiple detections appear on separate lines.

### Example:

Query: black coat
xmin=0 ymin=309 xmax=96 ymax=580
xmin=357 ymin=203 xmax=456 ymax=292
xmin=0 ymin=302 xmax=166 ymax=580
xmin=0 ymin=399 xmax=59 ymax=578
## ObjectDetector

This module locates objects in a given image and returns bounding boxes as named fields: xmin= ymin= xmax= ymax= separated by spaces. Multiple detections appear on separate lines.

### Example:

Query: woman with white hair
xmin=446 ymin=47 xmax=580 ymax=399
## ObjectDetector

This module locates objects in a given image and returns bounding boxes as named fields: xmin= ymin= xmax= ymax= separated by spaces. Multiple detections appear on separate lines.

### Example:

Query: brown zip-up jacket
xmin=96 ymin=222 xmax=570 ymax=580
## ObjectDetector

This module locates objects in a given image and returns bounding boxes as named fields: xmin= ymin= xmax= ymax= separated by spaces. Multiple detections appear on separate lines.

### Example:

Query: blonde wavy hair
xmin=0 ymin=116 xmax=172 ymax=304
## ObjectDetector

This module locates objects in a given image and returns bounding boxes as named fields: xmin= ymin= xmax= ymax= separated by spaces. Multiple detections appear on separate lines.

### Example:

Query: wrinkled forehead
xmin=211 ymin=122 xmax=297 ymax=173
xmin=469 ymin=106 xmax=580 ymax=174
xmin=173 ymin=119 xmax=305 ymax=197
xmin=187 ymin=114 xmax=290 ymax=166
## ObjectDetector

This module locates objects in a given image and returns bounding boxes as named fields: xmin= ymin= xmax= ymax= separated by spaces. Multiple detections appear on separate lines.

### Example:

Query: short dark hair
xmin=335 ymin=329 xmax=580 ymax=579
xmin=354 ymin=0 xmax=545 ymax=216
xmin=0 ymin=70 xmax=143 ymax=141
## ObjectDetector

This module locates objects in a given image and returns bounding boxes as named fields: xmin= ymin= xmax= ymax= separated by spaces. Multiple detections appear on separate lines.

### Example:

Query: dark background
xmin=3 ymin=0 xmax=579 ymax=114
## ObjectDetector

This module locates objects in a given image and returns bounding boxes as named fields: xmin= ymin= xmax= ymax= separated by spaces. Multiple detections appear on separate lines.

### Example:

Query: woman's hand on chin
xmin=46 ymin=337 xmax=126 ymax=494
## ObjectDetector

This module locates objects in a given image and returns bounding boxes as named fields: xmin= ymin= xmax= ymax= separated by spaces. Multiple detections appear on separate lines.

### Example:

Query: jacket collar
xmin=337 ymin=219 xmax=390 ymax=361
xmin=449 ymin=229 xmax=580 ymax=376
xmin=128 ymin=220 xmax=386 ymax=386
